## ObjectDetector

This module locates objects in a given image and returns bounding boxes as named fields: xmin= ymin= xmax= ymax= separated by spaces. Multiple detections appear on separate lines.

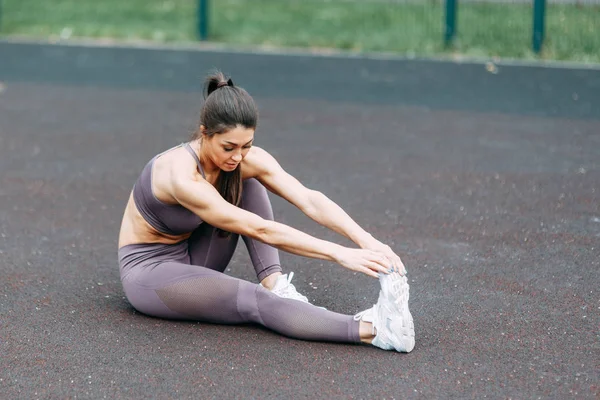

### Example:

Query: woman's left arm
xmin=249 ymin=147 xmax=406 ymax=274
xmin=294 ymin=190 xmax=406 ymax=274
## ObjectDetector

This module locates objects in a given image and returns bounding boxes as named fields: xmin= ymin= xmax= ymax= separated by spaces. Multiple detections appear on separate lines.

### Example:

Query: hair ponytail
xmin=195 ymin=70 xmax=258 ymax=238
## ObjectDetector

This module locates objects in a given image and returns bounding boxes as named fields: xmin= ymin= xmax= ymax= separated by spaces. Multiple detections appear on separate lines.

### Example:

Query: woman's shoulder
xmin=246 ymin=145 xmax=270 ymax=160
xmin=242 ymin=146 xmax=277 ymax=176
xmin=155 ymin=143 xmax=202 ymax=186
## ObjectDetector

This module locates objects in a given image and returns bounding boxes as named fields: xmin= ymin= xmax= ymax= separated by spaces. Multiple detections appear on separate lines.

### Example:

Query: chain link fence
xmin=204 ymin=0 xmax=599 ymax=60
xmin=0 ymin=0 xmax=598 ymax=62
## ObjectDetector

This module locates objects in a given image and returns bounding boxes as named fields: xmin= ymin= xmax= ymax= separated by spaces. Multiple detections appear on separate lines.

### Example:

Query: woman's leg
xmin=239 ymin=178 xmax=283 ymax=282
xmin=122 ymin=259 xmax=361 ymax=343
xmin=187 ymin=221 xmax=239 ymax=272
xmin=187 ymin=178 xmax=283 ymax=282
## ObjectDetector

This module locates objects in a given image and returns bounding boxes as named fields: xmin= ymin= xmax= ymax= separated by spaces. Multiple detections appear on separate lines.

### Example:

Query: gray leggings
xmin=118 ymin=179 xmax=361 ymax=343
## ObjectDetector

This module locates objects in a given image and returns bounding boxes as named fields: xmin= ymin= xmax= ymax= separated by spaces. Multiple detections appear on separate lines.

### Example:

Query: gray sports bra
xmin=132 ymin=143 xmax=205 ymax=236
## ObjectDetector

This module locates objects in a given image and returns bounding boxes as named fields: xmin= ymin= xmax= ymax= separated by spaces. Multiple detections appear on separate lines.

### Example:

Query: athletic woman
xmin=117 ymin=71 xmax=415 ymax=352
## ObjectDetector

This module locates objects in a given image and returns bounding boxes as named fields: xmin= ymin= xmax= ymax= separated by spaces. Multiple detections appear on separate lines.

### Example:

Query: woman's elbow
xmin=303 ymin=190 xmax=325 ymax=217
xmin=250 ymin=219 xmax=278 ymax=245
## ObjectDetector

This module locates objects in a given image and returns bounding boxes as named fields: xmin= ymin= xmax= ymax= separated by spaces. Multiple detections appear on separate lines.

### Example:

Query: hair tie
xmin=217 ymin=78 xmax=234 ymax=89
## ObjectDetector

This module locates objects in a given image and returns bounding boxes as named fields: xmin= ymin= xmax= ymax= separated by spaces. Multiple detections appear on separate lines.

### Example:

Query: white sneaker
xmin=354 ymin=272 xmax=415 ymax=353
xmin=264 ymin=272 xmax=327 ymax=310
xmin=267 ymin=272 xmax=309 ymax=302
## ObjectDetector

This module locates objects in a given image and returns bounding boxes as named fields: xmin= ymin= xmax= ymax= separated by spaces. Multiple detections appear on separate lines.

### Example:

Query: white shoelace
xmin=382 ymin=273 xmax=409 ymax=308
xmin=271 ymin=272 xmax=309 ymax=303
xmin=354 ymin=305 xmax=379 ymax=335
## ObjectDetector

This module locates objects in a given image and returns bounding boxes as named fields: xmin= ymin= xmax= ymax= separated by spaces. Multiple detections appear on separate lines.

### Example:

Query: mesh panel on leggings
xmin=155 ymin=277 xmax=358 ymax=342
xmin=255 ymin=289 xmax=357 ymax=343
xmin=155 ymin=277 xmax=242 ymax=323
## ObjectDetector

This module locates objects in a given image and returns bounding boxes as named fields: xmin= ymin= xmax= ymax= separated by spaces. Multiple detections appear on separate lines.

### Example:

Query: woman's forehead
xmin=220 ymin=126 xmax=255 ymax=143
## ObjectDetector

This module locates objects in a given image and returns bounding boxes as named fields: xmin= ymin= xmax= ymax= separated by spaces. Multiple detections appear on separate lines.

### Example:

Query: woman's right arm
xmin=171 ymin=176 xmax=391 ymax=278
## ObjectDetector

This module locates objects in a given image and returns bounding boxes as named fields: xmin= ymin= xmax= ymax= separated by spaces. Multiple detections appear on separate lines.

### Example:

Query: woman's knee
xmin=242 ymin=178 xmax=267 ymax=196
xmin=241 ymin=178 xmax=273 ymax=217
xmin=122 ymin=279 xmax=186 ymax=320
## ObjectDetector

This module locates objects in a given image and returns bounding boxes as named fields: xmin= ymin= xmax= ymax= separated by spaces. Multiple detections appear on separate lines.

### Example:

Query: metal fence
xmin=443 ymin=0 xmax=547 ymax=54
xmin=0 ymin=0 xmax=598 ymax=61
xmin=195 ymin=0 xmax=598 ymax=59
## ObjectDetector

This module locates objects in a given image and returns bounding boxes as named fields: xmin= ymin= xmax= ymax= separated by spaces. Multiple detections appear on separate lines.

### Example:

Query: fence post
xmin=532 ymin=0 xmax=546 ymax=54
xmin=445 ymin=0 xmax=457 ymax=47
xmin=198 ymin=0 xmax=209 ymax=40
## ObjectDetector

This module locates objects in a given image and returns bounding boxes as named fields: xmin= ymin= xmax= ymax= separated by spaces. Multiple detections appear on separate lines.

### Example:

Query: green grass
xmin=212 ymin=0 xmax=445 ymax=54
xmin=1 ymin=0 xmax=198 ymax=41
xmin=453 ymin=2 xmax=600 ymax=61
xmin=2 ymin=0 xmax=599 ymax=63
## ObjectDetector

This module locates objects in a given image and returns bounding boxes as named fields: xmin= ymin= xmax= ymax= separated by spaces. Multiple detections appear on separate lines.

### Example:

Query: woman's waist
xmin=121 ymin=196 xmax=195 ymax=247
xmin=118 ymin=240 xmax=190 ymax=275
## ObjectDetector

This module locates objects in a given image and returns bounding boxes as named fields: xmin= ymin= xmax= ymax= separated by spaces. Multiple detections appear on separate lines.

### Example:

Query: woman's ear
xmin=199 ymin=125 xmax=208 ymax=139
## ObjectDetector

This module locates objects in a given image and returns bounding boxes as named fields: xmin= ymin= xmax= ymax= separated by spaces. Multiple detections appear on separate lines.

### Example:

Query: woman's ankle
xmin=359 ymin=321 xmax=376 ymax=344
xmin=260 ymin=272 xmax=282 ymax=290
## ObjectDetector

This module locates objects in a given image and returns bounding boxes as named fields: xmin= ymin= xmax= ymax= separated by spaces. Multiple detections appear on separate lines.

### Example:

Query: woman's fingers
xmin=364 ymin=260 xmax=388 ymax=275
xmin=398 ymin=259 xmax=407 ymax=275
xmin=384 ymin=251 xmax=405 ymax=274
xmin=341 ymin=248 xmax=406 ymax=278
xmin=389 ymin=255 xmax=399 ymax=273
xmin=360 ymin=267 xmax=380 ymax=279
xmin=367 ymin=251 xmax=392 ymax=271
xmin=356 ymin=252 xmax=388 ymax=277
xmin=392 ymin=254 xmax=406 ymax=275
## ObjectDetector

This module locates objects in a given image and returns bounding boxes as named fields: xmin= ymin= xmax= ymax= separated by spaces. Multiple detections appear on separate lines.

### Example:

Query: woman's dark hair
xmin=193 ymin=70 xmax=258 ymax=237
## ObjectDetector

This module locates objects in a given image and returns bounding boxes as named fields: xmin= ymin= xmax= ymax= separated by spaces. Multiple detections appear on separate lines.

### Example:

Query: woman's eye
xmin=224 ymin=148 xmax=233 ymax=152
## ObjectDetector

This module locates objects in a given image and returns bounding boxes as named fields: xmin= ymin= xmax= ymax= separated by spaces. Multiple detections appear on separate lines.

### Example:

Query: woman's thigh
xmin=122 ymin=260 xmax=249 ymax=323
xmin=187 ymin=222 xmax=239 ymax=272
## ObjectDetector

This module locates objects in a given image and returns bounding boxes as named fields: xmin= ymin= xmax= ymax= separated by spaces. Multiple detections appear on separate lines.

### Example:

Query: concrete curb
xmin=1 ymin=35 xmax=600 ymax=71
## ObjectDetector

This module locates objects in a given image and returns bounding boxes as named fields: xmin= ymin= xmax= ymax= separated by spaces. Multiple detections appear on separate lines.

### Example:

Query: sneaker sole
xmin=380 ymin=273 xmax=415 ymax=349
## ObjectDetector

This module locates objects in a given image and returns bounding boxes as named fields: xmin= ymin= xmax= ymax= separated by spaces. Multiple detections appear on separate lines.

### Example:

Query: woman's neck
xmin=194 ymin=139 xmax=221 ymax=184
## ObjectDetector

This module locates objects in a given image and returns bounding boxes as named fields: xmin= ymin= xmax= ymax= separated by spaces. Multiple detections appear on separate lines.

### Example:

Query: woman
xmin=118 ymin=71 xmax=415 ymax=352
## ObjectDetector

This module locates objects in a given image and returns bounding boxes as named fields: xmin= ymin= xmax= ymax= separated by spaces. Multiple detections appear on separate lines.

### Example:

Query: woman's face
xmin=204 ymin=125 xmax=254 ymax=171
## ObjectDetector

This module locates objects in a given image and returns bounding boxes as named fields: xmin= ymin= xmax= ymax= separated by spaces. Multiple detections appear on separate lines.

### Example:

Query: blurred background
xmin=0 ymin=0 xmax=598 ymax=63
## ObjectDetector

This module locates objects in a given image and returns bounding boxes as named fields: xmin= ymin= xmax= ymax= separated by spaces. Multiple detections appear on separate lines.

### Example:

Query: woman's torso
xmin=118 ymin=142 xmax=260 ymax=249
xmin=118 ymin=143 xmax=205 ymax=248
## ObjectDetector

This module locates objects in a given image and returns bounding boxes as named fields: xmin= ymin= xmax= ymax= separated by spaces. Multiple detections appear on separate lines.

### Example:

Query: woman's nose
xmin=231 ymin=152 xmax=242 ymax=162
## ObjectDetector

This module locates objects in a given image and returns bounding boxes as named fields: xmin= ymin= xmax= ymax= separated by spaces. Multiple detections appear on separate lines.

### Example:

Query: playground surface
xmin=0 ymin=41 xmax=598 ymax=399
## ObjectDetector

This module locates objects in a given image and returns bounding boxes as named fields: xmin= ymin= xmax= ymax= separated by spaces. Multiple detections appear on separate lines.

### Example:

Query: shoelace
xmin=385 ymin=274 xmax=408 ymax=308
xmin=272 ymin=272 xmax=308 ymax=302
xmin=353 ymin=305 xmax=380 ymax=335
xmin=353 ymin=309 xmax=369 ymax=321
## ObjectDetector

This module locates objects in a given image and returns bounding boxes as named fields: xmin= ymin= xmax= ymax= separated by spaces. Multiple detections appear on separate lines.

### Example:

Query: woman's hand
xmin=360 ymin=239 xmax=407 ymax=275
xmin=333 ymin=247 xmax=393 ymax=278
